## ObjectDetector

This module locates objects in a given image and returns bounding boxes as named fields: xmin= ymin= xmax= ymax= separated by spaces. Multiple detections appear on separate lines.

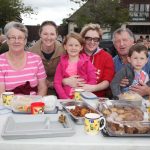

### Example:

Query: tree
xmin=0 ymin=0 xmax=36 ymax=28
xmin=70 ymin=0 xmax=130 ymax=32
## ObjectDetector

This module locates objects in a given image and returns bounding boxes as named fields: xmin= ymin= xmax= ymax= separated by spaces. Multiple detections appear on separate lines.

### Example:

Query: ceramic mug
xmin=31 ymin=102 xmax=45 ymax=114
xmin=84 ymin=113 xmax=106 ymax=135
xmin=1 ymin=92 xmax=14 ymax=107
xmin=74 ymin=88 xmax=84 ymax=101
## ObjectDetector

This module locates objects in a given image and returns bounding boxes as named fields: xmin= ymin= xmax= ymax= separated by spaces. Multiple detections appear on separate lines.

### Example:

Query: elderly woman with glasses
xmin=63 ymin=23 xmax=115 ymax=97
xmin=0 ymin=21 xmax=47 ymax=96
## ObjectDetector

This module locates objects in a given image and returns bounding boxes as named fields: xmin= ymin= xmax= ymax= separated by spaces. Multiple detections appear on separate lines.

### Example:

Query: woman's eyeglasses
xmin=7 ymin=36 xmax=25 ymax=42
xmin=84 ymin=36 xmax=100 ymax=43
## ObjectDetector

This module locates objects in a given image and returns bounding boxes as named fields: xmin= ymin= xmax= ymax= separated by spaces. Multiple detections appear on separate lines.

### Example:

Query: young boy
xmin=110 ymin=43 xmax=150 ymax=98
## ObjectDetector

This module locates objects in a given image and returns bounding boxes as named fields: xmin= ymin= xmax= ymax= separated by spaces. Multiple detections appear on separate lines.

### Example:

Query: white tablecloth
xmin=0 ymin=112 xmax=150 ymax=150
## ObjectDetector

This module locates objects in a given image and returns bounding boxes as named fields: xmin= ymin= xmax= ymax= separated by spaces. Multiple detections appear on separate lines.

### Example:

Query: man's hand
xmin=120 ymin=77 xmax=129 ymax=87
xmin=130 ymin=81 xmax=150 ymax=96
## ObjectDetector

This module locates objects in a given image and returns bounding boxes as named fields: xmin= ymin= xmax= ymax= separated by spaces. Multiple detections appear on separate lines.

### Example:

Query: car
xmin=99 ymin=32 xmax=116 ymax=57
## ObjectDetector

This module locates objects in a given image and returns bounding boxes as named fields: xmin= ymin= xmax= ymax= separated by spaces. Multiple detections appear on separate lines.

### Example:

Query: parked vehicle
xmin=99 ymin=32 xmax=116 ymax=57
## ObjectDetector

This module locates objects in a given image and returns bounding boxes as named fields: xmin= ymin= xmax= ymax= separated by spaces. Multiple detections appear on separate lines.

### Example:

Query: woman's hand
xmin=120 ymin=77 xmax=129 ymax=87
xmin=80 ymin=84 xmax=96 ymax=92
xmin=62 ymin=75 xmax=85 ymax=88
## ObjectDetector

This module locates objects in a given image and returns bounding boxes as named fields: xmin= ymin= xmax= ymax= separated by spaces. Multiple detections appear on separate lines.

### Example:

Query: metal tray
xmin=1 ymin=114 xmax=75 ymax=140
xmin=61 ymin=100 xmax=99 ymax=125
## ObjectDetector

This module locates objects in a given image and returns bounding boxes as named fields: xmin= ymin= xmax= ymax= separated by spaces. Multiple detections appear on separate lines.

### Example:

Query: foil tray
xmin=61 ymin=100 xmax=99 ymax=125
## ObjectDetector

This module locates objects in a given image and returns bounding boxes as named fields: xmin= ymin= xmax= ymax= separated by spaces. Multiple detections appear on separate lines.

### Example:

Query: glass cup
xmin=31 ymin=102 xmax=45 ymax=114
xmin=84 ymin=113 xmax=106 ymax=135
xmin=1 ymin=92 xmax=14 ymax=107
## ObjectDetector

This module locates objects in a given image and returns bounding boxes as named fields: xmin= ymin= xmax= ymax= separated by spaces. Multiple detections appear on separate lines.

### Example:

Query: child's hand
xmin=120 ymin=77 xmax=129 ymax=87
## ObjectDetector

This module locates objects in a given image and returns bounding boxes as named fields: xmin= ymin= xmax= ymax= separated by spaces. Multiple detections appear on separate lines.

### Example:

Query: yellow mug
xmin=74 ymin=88 xmax=84 ymax=101
xmin=1 ymin=92 xmax=14 ymax=107
xmin=84 ymin=113 xmax=106 ymax=135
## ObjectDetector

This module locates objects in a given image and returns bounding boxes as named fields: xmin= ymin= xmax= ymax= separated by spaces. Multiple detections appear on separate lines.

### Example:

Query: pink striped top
xmin=0 ymin=52 xmax=47 ymax=95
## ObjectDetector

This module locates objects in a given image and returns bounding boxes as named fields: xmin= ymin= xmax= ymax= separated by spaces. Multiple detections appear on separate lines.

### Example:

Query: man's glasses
xmin=84 ymin=36 xmax=100 ymax=43
xmin=7 ymin=36 xmax=25 ymax=42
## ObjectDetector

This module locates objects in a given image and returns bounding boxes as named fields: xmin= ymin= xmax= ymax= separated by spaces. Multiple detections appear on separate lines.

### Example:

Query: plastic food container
xmin=11 ymin=95 xmax=42 ymax=113
xmin=118 ymin=92 xmax=143 ymax=106
xmin=97 ymin=100 xmax=150 ymax=136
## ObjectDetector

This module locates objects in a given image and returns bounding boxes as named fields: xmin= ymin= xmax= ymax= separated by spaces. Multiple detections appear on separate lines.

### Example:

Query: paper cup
xmin=1 ymin=92 xmax=14 ymax=107
xmin=84 ymin=113 xmax=106 ymax=135
xmin=31 ymin=102 xmax=45 ymax=114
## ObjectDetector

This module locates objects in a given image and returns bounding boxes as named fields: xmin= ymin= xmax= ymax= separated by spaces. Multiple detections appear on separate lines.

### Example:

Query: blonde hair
xmin=63 ymin=32 xmax=84 ymax=46
xmin=80 ymin=23 xmax=103 ymax=39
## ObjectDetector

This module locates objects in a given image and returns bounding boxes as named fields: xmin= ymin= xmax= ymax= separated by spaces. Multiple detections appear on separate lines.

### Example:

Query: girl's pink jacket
xmin=54 ymin=53 xmax=96 ymax=99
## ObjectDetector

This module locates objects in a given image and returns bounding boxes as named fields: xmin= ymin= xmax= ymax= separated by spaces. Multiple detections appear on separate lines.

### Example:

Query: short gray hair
xmin=112 ymin=27 xmax=135 ymax=42
xmin=4 ymin=21 xmax=28 ymax=39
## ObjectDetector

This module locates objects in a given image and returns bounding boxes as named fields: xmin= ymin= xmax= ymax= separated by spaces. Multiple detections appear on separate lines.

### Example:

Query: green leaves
xmin=0 ymin=0 xmax=36 ymax=28
xmin=70 ymin=0 xmax=130 ymax=32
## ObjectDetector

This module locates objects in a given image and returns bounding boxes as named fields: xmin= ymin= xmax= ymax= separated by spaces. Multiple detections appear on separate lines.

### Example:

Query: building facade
xmin=68 ymin=0 xmax=150 ymax=39
xmin=122 ymin=0 xmax=150 ymax=39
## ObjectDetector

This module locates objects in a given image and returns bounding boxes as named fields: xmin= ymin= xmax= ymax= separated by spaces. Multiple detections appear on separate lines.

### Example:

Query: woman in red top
xmin=63 ymin=23 xmax=115 ymax=97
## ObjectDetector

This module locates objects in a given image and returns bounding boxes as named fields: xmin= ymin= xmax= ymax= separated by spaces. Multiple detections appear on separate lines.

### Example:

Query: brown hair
xmin=80 ymin=23 xmax=102 ymax=39
xmin=39 ymin=21 xmax=58 ymax=35
xmin=63 ymin=32 xmax=85 ymax=46
xmin=128 ymin=43 xmax=148 ymax=58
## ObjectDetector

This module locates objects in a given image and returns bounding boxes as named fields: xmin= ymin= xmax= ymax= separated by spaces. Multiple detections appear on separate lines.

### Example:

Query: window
xmin=129 ymin=4 xmax=150 ymax=21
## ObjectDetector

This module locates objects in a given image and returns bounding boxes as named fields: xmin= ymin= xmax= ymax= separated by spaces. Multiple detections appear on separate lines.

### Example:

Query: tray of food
xmin=1 ymin=114 xmax=75 ymax=140
xmin=97 ymin=100 xmax=150 ymax=136
xmin=118 ymin=91 xmax=143 ymax=106
xmin=11 ymin=95 xmax=58 ymax=114
xmin=61 ymin=101 xmax=99 ymax=125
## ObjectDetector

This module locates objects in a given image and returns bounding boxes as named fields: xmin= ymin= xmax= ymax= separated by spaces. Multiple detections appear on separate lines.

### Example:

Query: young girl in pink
xmin=54 ymin=32 xmax=96 ymax=99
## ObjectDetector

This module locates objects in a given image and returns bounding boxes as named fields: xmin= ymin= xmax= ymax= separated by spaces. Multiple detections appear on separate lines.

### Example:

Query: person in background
xmin=0 ymin=21 xmax=47 ymax=96
xmin=113 ymin=27 xmax=150 ymax=97
xmin=29 ymin=21 xmax=65 ymax=95
xmin=136 ymin=35 xmax=144 ymax=43
xmin=63 ymin=23 xmax=115 ymax=98
xmin=111 ymin=43 xmax=150 ymax=98
xmin=143 ymin=38 xmax=150 ymax=51
xmin=0 ymin=34 xmax=8 ymax=54
xmin=54 ymin=32 xmax=96 ymax=99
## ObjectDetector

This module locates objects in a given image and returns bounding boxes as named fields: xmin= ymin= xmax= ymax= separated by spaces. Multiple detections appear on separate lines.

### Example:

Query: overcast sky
xmin=22 ymin=0 xmax=81 ymax=26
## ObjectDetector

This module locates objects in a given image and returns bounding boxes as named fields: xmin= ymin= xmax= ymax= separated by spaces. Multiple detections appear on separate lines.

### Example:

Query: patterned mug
xmin=84 ymin=113 xmax=106 ymax=135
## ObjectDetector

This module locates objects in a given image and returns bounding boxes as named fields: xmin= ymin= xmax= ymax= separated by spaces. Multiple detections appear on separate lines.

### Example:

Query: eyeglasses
xmin=7 ymin=36 xmax=25 ymax=42
xmin=84 ymin=36 xmax=100 ymax=43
